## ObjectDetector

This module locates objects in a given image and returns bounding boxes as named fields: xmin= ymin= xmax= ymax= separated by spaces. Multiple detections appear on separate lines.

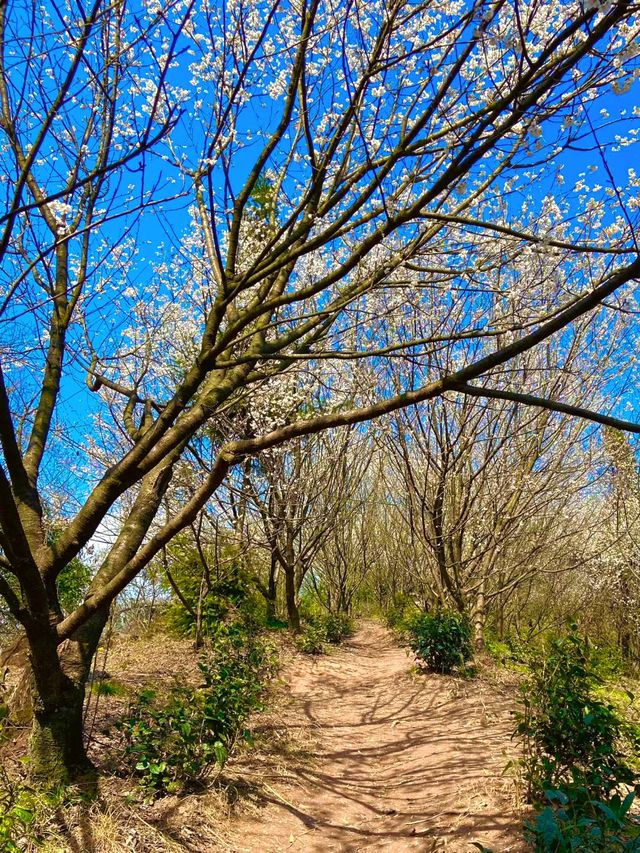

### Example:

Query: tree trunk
xmin=29 ymin=678 xmax=88 ymax=785
xmin=284 ymin=566 xmax=300 ymax=633
xmin=473 ymin=580 xmax=486 ymax=653
xmin=25 ymin=609 xmax=108 ymax=787
xmin=265 ymin=594 xmax=277 ymax=623
xmin=266 ymin=557 xmax=278 ymax=622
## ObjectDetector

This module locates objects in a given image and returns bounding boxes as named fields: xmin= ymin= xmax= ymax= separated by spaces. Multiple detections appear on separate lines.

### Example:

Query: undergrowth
xmin=297 ymin=613 xmax=354 ymax=654
xmin=118 ymin=623 xmax=277 ymax=798
xmin=406 ymin=611 xmax=473 ymax=674
xmin=0 ymin=707 xmax=40 ymax=852
xmin=513 ymin=626 xmax=640 ymax=852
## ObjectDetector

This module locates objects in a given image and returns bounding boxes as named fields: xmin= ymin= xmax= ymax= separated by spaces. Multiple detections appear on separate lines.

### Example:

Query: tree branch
xmin=451 ymin=382 xmax=640 ymax=435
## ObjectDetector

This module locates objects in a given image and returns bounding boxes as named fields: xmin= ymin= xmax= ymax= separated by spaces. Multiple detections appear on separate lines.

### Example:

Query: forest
xmin=1 ymin=0 xmax=640 ymax=849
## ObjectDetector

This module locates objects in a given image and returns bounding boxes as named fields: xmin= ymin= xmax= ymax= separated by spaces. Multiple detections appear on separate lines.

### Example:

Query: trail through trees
xmin=227 ymin=624 xmax=525 ymax=852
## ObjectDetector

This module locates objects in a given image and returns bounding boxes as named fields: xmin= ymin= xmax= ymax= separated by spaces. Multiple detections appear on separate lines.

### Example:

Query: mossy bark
xmin=29 ymin=681 xmax=90 ymax=786
xmin=25 ymin=609 xmax=108 ymax=788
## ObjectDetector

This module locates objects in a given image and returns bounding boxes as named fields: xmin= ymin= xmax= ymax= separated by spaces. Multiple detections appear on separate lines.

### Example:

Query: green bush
xmin=167 ymin=573 xmax=264 ymax=638
xmin=119 ymin=625 xmax=276 ymax=797
xmin=406 ymin=611 xmax=473 ymax=674
xmin=515 ymin=626 xmax=640 ymax=852
xmin=383 ymin=594 xmax=417 ymax=632
xmin=0 ymin=787 xmax=35 ymax=853
xmin=296 ymin=613 xmax=354 ymax=654
xmin=319 ymin=613 xmax=354 ymax=644
xmin=525 ymin=788 xmax=640 ymax=852
xmin=163 ymin=541 xmax=264 ymax=639
xmin=0 ymin=714 xmax=36 ymax=852
xmin=515 ymin=627 xmax=637 ymax=801
xmin=297 ymin=622 xmax=327 ymax=654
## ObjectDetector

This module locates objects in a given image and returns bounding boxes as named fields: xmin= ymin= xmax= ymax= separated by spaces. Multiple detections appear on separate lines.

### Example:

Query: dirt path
xmin=226 ymin=622 xmax=526 ymax=853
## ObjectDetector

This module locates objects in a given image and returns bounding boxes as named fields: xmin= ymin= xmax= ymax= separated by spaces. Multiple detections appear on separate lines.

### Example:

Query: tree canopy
xmin=1 ymin=0 xmax=640 ymax=783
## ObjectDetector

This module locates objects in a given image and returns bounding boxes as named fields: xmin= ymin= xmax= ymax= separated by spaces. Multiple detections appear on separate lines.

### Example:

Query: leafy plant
xmin=0 ymin=715 xmax=36 ymax=852
xmin=163 ymin=541 xmax=264 ymax=640
xmin=297 ymin=622 xmax=327 ymax=655
xmin=119 ymin=625 xmax=276 ymax=797
xmin=318 ymin=613 xmax=354 ymax=644
xmin=0 ymin=788 xmax=35 ymax=853
xmin=525 ymin=788 xmax=640 ymax=852
xmin=297 ymin=613 xmax=354 ymax=654
xmin=514 ymin=626 xmax=640 ymax=852
xmin=406 ymin=611 xmax=473 ymax=674
xmin=90 ymin=679 xmax=127 ymax=697
xmin=515 ymin=627 xmax=637 ymax=801
xmin=383 ymin=594 xmax=418 ymax=632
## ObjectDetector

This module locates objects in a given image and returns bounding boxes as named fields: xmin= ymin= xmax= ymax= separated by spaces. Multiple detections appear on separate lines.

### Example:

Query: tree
xmin=1 ymin=0 xmax=640 ymax=785
xmin=595 ymin=428 xmax=640 ymax=660
xmin=243 ymin=427 xmax=369 ymax=630
xmin=383 ymin=355 xmax=605 ymax=647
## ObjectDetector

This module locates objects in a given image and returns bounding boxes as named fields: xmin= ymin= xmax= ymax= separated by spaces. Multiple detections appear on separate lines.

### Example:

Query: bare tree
xmin=243 ymin=428 xmax=367 ymax=630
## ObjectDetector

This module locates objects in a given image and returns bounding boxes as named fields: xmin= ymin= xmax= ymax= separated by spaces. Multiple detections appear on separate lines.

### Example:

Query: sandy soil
xmin=224 ymin=622 xmax=526 ymax=853
xmin=0 ymin=623 xmax=528 ymax=852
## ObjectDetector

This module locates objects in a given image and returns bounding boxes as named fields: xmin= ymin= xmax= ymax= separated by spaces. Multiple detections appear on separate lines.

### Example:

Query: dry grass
xmin=2 ymin=629 xmax=303 ymax=853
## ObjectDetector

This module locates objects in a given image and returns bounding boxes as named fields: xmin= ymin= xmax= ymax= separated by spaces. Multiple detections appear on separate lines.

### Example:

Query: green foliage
xmin=525 ymin=788 xmax=640 ymax=852
xmin=0 ymin=718 xmax=35 ymax=852
xmin=504 ymin=633 xmax=533 ymax=664
xmin=515 ymin=626 xmax=640 ymax=852
xmin=296 ymin=613 xmax=354 ymax=655
xmin=484 ymin=631 xmax=545 ymax=676
xmin=588 ymin=643 xmax=626 ymax=681
xmin=164 ymin=541 xmax=264 ymax=639
xmin=119 ymin=625 xmax=276 ymax=797
xmin=319 ymin=613 xmax=354 ymax=644
xmin=515 ymin=627 xmax=637 ymax=800
xmin=406 ymin=611 xmax=473 ymax=674
xmin=57 ymin=557 xmax=92 ymax=614
xmin=46 ymin=526 xmax=92 ymax=614
xmin=265 ymin=615 xmax=288 ymax=630
xmin=0 ymin=788 xmax=35 ymax=853
xmin=383 ymin=594 xmax=418 ymax=632
xmin=297 ymin=622 xmax=327 ymax=655
xmin=90 ymin=679 xmax=127 ymax=697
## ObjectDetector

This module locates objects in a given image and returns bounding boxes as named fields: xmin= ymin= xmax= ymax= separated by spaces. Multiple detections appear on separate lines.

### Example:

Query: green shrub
xmin=90 ymin=679 xmax=127 ymax=697
xmin=296 ymin=613 xmax=354 ymax=654
xmin=406 ymin=611 xmax=473 ymax=674
xmin=0 ymin=787 xmax=35 ymax=853
xmin=525 ymin=788 xmax=640 ymax=852
xmin=589 ymin=643 xmax=626 ymax=681
xmin=297 ymin=622 xmax=327 ymax=655
xmin=163 ymin=541 xmax=264 ymax=639
xmin=515 ymin=627 xmax=637 ymax=801
xmin=0 ymin=716 xmax=36 ymax=852
xmin=265 ymin=615 xmax=288 ymax=630
xmin=515 ymin=626 xmax=640 ymax=852
xmin=318 ymin=613 xmax=353 ymax=644
xmin=383 ymin=594 xmax=418 ymax=632
xmin=119 ymin=625 xmax=276 ymax=797
xmin=504 ymin=633 xmax=532 ymax=664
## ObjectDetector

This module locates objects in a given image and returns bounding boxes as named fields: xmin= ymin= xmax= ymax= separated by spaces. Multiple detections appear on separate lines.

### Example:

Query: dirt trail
xmin=226 ymin=622 xmax=526 ymax=853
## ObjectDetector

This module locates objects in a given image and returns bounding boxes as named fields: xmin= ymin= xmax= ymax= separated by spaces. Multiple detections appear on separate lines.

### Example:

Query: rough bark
xmin=284 ymin=565 xmax=301 ymax=633
xmin=26 ymin=608 xmax=108 ymax=786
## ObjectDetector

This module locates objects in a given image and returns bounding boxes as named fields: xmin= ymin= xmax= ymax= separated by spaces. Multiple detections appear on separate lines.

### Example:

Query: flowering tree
xmin=1 ymin=0 xmax=640 ymax=784
xmin=380 ymin=306 xmax=619 ymax=647
xmin=243 ymin=425 xmax=372 ymax=629
xmin=589 ymin=428 xmax=640 ymax=658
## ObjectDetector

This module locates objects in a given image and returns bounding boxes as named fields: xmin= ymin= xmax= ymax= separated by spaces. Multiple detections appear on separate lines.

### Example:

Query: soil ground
xmin=1 ymin=622 xmax=528 ymax=852
xmin=224 ymin=621 xmax=526 ymax=853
